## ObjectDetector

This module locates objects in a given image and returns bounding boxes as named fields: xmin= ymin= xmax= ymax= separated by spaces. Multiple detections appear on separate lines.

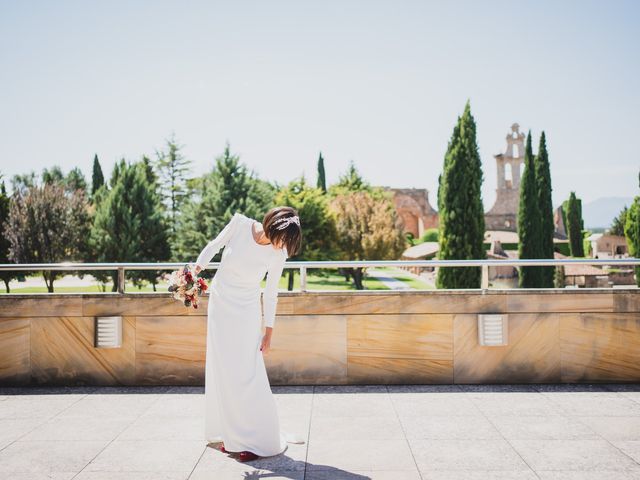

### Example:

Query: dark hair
xmin=262 ymin=206 xmax=302 ymax=257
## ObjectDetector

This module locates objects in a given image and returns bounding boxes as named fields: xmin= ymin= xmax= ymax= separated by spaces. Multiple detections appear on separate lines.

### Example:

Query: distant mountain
xmin=582 ymin=197 xmax=635 ymax=230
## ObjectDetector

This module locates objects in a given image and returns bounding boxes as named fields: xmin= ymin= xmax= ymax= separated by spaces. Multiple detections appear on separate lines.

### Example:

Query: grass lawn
xmin=267 ymin=269 xmax=390 ymax=291
xmin=2 ymin=269 xmax=391 ymax=293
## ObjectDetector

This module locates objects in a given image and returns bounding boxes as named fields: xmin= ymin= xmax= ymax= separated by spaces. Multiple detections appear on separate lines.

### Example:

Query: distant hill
xmin=582 ymin=197 xmax=635 ymax=230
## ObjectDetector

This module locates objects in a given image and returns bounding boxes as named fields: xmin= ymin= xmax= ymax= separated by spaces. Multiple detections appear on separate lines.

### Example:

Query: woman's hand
xmin=260 ymin=328 xmax=272 ymax=355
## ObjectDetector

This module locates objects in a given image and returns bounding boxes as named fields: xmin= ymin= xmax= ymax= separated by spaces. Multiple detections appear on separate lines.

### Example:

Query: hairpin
xmin=273 ymin=215 xmax=300 ymax=230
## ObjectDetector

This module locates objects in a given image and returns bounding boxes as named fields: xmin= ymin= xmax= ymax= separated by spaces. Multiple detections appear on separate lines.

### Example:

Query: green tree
xmin=316 ymin=152 xmax=327 ymax=193
xmin=610 ymin=205 xmax=628 ymax=236
xmin=436 ymin=101 xmax=486 ymax=289
xmin=0 ymin=176 xmax=18 ymax=292
xmin=10 ymin=171 xmax=37 ymax=195
xmin=154 ymin=135 xmax=192 ymax=247
xmin=65 ymin=167 xmax=88 ymax=194
xmin=566 ymin=191 xmax=585 ymax=257
xmin=41 ymin=165 xmax=87 ymax=195
xmin=275 ymin=174 xmax=338 ymax=289
xmin=5 ymin=182 xmax=90 ymax=292
xmin=420 ymin=228 xmax=439 ymax=242
xmin=624 ymin=173 xmax=640 ymax=286
xmin=91 ymin=154 xmax=105 ymax=199
xmin=534 ymin=131 xmax=555 ymax=287
xmin=328 ymin=159 xmax=370 ymax=196
xmin=329 ymin=189 xmax=405 ymax=289
xmin=517 ymin=131 xmax=544 ymax=287
xmin=174 ymin=143 xmax=274 ymax=269
xmin=42 ymin=166 xmax=65 ymax=185
xmin=90 ymin=159 xmax=170 ymax=291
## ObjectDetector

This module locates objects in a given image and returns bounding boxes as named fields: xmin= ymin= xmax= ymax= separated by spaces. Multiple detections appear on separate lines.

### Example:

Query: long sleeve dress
xmin=195 ymin=211 xmax=298 ymax=456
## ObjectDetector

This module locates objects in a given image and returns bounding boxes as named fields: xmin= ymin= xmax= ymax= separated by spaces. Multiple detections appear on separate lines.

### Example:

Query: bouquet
xmin=167 ymin=264 xmax=208 ymax=309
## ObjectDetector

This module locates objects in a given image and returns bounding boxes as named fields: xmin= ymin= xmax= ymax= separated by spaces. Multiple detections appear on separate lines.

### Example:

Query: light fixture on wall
xmin=94 ymin=316 xmax=123 ymax=348
xmin=477 ymin=314 xmax=508 ymax=346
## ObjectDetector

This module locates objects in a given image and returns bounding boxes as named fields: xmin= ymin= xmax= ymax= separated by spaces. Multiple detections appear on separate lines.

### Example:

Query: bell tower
xmin=485 ymin=123 xmax=525 ymax=232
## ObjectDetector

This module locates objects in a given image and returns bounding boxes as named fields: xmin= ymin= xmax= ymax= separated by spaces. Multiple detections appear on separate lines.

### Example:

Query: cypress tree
xmin=317 ymin=152 xmax=327 ymax=193
xmin=91 ymin=154 xmax=104 ymax=198
xmin=436 ymin=101 xmax=485 ymax=289
xmin=566 ymin=191 xmax=585 ymax=257
xmin=534 ymin=131 xmax=555 ymax=287
xmin=517 ymin=131 xmax=543 ymax=287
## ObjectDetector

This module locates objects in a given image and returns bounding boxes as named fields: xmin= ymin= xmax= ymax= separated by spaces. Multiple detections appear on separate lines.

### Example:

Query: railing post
xmin=481 ymin=265 xmax=489 ymax=289
xmin=300 ymin=266 xmax=307 ymax=292
xmin=117 ymin=267 xmax=125 ymax=293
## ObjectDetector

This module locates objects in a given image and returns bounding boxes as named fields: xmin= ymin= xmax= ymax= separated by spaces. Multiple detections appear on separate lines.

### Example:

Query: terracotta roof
xmin=402 ymin=242 xmax=439 ymax=259
xmin=563 ymin=264 xmax=606 ymax=276
xmin=553 ymin=251 xmax=605 ymax=276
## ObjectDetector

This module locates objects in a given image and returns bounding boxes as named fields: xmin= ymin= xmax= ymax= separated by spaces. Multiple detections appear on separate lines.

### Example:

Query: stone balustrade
xmin=1 ymin=289 xmax=639 ymax=386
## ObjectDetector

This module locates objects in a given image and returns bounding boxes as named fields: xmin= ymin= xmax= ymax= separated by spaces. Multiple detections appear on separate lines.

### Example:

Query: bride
xmin=193 ymin=206 xmax=303 ymax=462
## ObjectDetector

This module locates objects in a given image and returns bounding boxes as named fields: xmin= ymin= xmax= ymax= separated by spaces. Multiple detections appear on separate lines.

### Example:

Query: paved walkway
xmin=366 ymin=269 xmax=413 ymax=290
xmin=1 ymin=384 xmax=640 ymax=479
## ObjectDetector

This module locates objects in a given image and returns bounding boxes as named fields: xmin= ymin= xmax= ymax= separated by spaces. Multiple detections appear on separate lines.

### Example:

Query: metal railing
xmin=0 ymin=258 xmax=638 ymax=293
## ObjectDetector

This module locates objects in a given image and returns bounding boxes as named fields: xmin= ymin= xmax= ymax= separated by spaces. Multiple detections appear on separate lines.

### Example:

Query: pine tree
xmin=436 ymin=101 xmax=486 ymax=289
xmin=91 ymin=154 xmax=104 ymax=198
xmin=610 ymin=206 xmax=628 ymax=236
xmin=329 ymin=159 xmax=370 ymax=196
xmin=317 ymin=152 xmax=327 ymax=193
xmin=154 ymin=135 xmax=192 ymax=245
xmin=517 ymin=131 xmax=543 ymax=287
xmin=173 ymin=143 xmax=274 ymax=268
xmin=566 ymin=191 xmax=585 ymax=257
xmin=132 ymin=160 xmax=171 ymax=291
xmin=534 ymin=131 xmax=555 ymax=287
xmin=90 ymin=159 xmax=170 ymax=291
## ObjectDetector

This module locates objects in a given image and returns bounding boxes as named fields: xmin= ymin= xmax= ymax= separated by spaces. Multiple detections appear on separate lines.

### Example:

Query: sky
xmin=0 ymin=0 xmax=638 ymax=212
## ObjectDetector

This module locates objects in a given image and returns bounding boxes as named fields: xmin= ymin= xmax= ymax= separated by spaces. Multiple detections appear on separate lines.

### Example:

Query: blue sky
xmin=0 ymin=0 xmax=638 ymax=211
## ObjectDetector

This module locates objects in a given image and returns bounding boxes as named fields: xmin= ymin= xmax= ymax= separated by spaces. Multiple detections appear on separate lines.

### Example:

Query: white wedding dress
xmin=195 ymin=211 xmax=304 ymax=456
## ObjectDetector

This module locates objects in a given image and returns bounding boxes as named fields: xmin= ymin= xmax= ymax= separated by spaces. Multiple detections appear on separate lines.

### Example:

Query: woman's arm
xmin=194 ymin=212 xmax=243 ymax=272
xmin=262 ymin=250 xmax=287 ymax=329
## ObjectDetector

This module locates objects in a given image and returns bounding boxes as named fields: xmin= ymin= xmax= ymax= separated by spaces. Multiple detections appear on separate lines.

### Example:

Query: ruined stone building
xmin=484 ymin=123 xmax=524 ymax=232
xmin=384 ymin=123 xmax=566 ymax=242
xmin=381 ymin=187 xmax=439 ymax=239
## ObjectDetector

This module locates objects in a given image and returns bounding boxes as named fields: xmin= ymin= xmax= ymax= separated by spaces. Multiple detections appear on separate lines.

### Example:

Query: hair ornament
xmin=273 ymin=215 xmax=300 ymax=230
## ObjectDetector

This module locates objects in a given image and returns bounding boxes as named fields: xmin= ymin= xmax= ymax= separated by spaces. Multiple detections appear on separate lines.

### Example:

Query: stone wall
xmin=1 ymin=290 xmax=639 ymax=386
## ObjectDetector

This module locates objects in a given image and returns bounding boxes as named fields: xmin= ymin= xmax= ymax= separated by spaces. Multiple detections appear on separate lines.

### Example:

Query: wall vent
xmin=477 ymin=314 xmax=508 ymax=346
xmin=94 ymin=316 xmax=123 ymax=348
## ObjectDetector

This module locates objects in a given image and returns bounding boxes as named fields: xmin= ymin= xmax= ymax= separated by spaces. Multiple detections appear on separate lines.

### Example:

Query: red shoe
xmin=238 ymin=450 xmax=259 ymax=462
xmin=220 ymin=443 xmax=228 ymax=454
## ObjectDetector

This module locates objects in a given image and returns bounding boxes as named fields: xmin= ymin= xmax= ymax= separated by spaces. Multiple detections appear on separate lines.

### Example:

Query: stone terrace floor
xmin=1 ymin=384 xmax=640 ymax=479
